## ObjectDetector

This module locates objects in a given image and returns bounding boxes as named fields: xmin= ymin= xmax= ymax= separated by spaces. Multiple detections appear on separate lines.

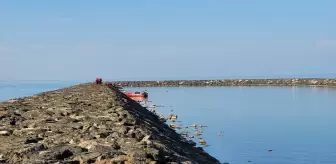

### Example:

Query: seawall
xmin=0 ymin=83 xmax=220 ymax=164
xmin=111 ymin=78 xmax=336 ymax=87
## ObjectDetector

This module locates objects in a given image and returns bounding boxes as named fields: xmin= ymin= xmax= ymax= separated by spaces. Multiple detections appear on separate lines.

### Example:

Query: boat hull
xmin=124 ymin=92 xmax=148 ymax=98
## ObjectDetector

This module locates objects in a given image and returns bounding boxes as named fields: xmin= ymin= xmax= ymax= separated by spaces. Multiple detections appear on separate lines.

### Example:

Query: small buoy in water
xmin=168 ymin=114 xmax=177 ymax=120
xmin=199 ymin=139 xmax=207 ymax=145
xmin=268 ymin=149 xmax=273 ymax=152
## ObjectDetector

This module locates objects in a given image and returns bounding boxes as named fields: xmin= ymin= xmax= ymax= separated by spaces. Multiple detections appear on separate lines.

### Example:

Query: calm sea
xmin=1 ymin=82 xmax=336 ymax=164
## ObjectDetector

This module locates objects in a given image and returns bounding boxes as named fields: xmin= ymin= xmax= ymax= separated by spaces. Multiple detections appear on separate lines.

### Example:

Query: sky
xmin=0 ymin=0 xmax=335 ymax=81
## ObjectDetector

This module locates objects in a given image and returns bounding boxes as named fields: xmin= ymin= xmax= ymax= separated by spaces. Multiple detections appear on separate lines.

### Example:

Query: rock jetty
xmin=112 ymin=78 xmax=336 ymax=87
xmin=0 ymin=83 xmax=220 ymax=164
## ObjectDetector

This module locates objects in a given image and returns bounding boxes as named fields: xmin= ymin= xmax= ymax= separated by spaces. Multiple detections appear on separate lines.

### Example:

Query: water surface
xmin=124 ymin=86 xmax=336 ymax=164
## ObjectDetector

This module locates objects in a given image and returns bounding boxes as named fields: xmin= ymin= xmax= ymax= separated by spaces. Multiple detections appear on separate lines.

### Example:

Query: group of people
xmin=95 ymin=77 xmax=122 ymax=89
xmin=95 ymin=77 xmax=103 ymax=84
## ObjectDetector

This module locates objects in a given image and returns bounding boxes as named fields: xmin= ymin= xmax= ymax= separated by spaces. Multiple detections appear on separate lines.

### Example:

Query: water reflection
xmin=129 ymin=97 xmax=148 ymax=102
xmin=291 ymin=86 xmax=297 ymax=101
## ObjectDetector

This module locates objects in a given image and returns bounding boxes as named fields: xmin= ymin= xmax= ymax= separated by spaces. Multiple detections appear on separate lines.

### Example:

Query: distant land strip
xmin=110 ymin=78 xmax=336 ymax=87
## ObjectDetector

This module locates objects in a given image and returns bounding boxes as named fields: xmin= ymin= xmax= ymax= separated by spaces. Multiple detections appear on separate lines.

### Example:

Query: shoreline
xmin=111 ymin=78 xmax=336 ymax=87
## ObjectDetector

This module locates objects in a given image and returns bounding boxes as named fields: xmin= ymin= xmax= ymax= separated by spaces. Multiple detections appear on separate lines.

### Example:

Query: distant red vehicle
xmin=124 ymin=91 xmax=148 ymax=98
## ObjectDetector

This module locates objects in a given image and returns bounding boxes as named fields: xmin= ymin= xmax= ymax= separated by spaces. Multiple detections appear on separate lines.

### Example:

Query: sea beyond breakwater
xmin=111 ymin=78 xmax=336 ymax=87
xmin=0 ymin=83 xmax=220 ymax=164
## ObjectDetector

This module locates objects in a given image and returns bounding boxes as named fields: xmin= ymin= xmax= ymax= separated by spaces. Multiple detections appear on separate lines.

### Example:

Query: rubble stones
xmin=0 ymin=83 xmax=220 ymax=164
xmin=0 ymin=131 xmax=10 ymax=136
xmin=112 ymin=78 xmax=336 ymax=87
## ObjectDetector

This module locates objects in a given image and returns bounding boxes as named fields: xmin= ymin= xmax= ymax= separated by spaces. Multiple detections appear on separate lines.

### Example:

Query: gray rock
xmin=41 ymin=145 xmax=86 ymax=160
xmin=0 ymin=131 xmax=10 ymax=136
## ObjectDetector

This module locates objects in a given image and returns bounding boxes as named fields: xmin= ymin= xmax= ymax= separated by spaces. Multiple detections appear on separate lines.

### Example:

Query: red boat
xmin=124 ymin=91 xmax=148 ymax=98
xmin=129 ymin=96 xmax=147 ymax=101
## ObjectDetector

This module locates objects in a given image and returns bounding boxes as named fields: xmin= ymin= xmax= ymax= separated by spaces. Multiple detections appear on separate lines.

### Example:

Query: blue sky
xmin=0 ymin=0 xmax=335 ymax=81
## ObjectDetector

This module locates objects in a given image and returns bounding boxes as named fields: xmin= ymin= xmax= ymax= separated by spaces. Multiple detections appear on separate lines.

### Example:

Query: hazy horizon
xmin=1 ymin=0 xmax=335 ymax=81
xmin=1 ymin=73 xmax=336 ymax=83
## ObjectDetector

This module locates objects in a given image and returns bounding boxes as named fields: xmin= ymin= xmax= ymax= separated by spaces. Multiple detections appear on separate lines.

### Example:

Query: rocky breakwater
xmin=0 ymin=83 xmax=220 ymax=164
xmin=112 ymin=78 xmax=336 ymax=87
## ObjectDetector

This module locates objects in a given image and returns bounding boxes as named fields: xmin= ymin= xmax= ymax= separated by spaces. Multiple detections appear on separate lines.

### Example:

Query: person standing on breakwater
xmin=95 ymin=78 xmax=103 ymax=84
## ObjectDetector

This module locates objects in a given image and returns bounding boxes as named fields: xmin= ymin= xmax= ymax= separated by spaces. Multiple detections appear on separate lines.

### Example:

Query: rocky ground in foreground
xmin=0 ymin=83 xmax=221 ymax=164
xmin=112 ymin=78 xmax=336 ymax=87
